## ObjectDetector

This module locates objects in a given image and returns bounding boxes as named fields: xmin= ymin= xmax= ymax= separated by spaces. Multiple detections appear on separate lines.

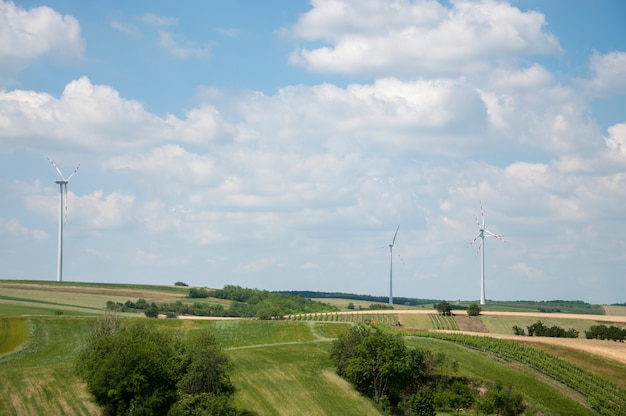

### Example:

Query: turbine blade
xmin=484 ymin=229 xmax=505 ymax=241
xmin=468 ymin=233 xmax=480 ymax=247
xmin=475 ymin=243 xmax=481 ymax=257
xmin=47 ymin=157 xmax=65 ymax=180
xmin=391 ymin=224 xmax=400 ymax=245
xmin=473 ymin=214 xmax=481 ymax=229
xmin=66 ymin=164 xmax=80 ymax=181
xmin=480 ymin=201 xmax=485 ymax=228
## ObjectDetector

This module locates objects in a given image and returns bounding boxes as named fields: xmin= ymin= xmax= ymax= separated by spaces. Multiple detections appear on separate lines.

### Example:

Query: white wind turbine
xmin=388 ymin=224 xmax=400 ymax=305
xmin=48 ymin=158 xmax=80 ymax=282
xmin=468 ymin=202 xmax=504 ymax=305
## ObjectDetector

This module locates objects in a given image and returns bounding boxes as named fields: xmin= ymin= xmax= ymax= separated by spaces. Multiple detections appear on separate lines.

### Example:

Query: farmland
xmin=1 ymin=281 xmax=626 ymax=415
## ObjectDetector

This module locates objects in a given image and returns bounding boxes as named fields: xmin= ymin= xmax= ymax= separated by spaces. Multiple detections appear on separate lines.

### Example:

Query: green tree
xmin=401 ymin=388 xmax=436 ymax=416
xmin=330 ymin=325 xmax=433 ymax=406
xmin=76 ymin=322 xmax=178 ymax=415
xmin=145 ymin=302 xmax=159 ymax=318
xmin=477 ymin=381 xmax=524 ymax=416
xmin=435 ymin=301 xmax=453 ymax=316
xmin=76 ymin=320 xmax=243 ymax=416
xmin=174 ymin=330 xmax=235 ymax=396
xmin=467 ymin=303 xmax=481 ymax=316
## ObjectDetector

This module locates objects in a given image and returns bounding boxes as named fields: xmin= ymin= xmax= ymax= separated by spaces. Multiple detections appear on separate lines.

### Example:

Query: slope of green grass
xmin=1 ymin=282 xmax=623 ymax=415
xmin=405 ymin=336 xmax=596 ymax=415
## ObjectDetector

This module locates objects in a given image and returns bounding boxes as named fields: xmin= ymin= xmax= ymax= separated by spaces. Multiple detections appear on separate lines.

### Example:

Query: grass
xmin=480 ymin=315 xmax=609 ymax=336
xmin=230 ymin=343 xmax=381 ymax=415
xmin=405 ymin=336 xmax=597 ymax=415
xmin=1 ymin=282 xmax=625 ymax=415
xmin=0 ymin=318 xmax=28 ymax=355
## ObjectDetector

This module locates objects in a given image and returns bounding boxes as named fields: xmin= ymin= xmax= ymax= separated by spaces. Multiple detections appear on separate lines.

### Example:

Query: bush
xmin=145 ymin=303 xmax=159 ymax=318
xmin=76 ymin=320 xmax=244 ymax=415
xmin=189 ymin=288 xmax=211 ymax=298
xmin=467 ymin=303 xmax=481 ymax=316
xmin=175 ymin=281 xmax=189 ymax=286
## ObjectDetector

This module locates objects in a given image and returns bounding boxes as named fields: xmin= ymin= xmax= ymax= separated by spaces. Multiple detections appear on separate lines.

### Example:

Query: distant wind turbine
xmin=48 ymin=158 xmax=80 ymax=282
xmin=388 ymin=224 xmax=400 ymax=305
xmin=468 ymin=202 xmax=504 ymax=305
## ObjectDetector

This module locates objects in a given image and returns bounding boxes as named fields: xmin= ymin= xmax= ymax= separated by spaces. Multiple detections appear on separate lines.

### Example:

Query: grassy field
xmin=1 ymin=281 xmax=626 ymax=415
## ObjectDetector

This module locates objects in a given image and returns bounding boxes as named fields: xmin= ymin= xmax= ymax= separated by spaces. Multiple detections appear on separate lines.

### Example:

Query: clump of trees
xmin=585 ymin=324 xmax=626 ymax=342
xmin=513 ymin=321 xmax=579 ymax=338
xmin=330 ymin=324 xmax=525 ymax=415
xmin=75 ymin=317 xmax=248 ymax=415
xmin=106 ymin=285 xmax=338 ymax=320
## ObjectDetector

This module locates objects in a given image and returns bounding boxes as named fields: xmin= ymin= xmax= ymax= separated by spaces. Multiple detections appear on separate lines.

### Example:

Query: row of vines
xmin=411 ymin=332 xmax=626 ymax=416
xmin=288 ymin=312 xmax=399 ymax=326
xmin=428 ymin=314 xmax=459 ymax=330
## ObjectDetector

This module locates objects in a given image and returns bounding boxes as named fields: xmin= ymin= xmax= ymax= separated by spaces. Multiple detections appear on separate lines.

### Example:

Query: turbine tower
xmin=48 ymin=158 xmax=80 ymax=282
xmin=388 ymin=224 xmax=400 ymax=305
xmin=468 ymin=202 xmax=504 ymax=305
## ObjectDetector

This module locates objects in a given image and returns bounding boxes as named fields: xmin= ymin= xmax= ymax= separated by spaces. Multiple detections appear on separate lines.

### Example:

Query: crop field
xmin=479 ymin=315 xmax=605 ymax=336
xmin=2 ymin=281 xmax=626 ymax=415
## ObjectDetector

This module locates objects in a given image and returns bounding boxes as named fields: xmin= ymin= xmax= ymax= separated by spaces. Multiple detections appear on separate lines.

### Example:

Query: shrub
xmin=189 ymin=288 xmax=210 ymax=298
xmin=467 ymin=303 xmax=481 ymax=316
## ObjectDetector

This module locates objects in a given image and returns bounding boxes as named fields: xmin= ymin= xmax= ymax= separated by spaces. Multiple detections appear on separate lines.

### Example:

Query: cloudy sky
xmin=1 ymin=0 xmax=625 ymax=304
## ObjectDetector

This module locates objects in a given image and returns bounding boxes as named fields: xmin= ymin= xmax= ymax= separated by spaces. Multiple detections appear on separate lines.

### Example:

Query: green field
xmin=1 ymin=281 xmax=625 ymax=415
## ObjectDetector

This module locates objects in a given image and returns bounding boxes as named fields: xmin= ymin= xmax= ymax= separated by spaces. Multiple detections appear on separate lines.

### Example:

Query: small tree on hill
xmin=467 ymin=303 xmax=481 ymax=316
xmin=435 ymin=301 xmax=453 ymax=316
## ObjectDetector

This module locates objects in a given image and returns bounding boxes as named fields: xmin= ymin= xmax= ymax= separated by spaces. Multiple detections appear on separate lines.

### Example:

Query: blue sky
xmin=1 ymin=0 xmax=625 ymax=304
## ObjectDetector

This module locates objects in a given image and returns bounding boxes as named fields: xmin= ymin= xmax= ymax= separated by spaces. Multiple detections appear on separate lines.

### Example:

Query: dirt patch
xmin=456 ymin=315 xmax=489 ymax=333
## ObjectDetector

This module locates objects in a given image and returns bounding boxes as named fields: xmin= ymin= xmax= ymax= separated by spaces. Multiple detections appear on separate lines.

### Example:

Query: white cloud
xmin=288 ymin=0 xmax=561 ymax=77
xmin=158 ymin=31 xmax=209 ymax=59
xmin=110 ymin=20 xmax=139 ymax=36
xmin=0 ymin=0 xmax=84 ymax=78
xmin=0 ymin=77 xmax=227 ymax=153
xmin=141 ymin=13 xmax=178 ymax=26
xmin=511 ymin=262 xmax=544 ymax=279
xmin=237 ymin=257 xmax=276 ymax=273
xmin=584 ymin=51 xmax=626 ymax=96
xmin=0 ymin=216 xmax=48 ymax=240
xmin=604 ymin=123 xmax=626 ymax=160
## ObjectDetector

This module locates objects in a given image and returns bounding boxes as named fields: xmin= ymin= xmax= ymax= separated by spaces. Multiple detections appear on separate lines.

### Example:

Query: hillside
xmin=1 ymin=281 xmax=626 ymax=415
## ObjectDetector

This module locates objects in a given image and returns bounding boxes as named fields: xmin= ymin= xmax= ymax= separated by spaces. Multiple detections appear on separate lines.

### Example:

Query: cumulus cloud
xmin=0 ymin=77 xmax=227 ymax=152
xmin=0 ymin=216 xmax=48 ymax=240
xmin=0 ymin=0 xmax=84 ymax=78
xmin=604 ymin=123 xmax=626 ymax=160
xmin=287 ymin=0 xmax=561 ymax=77
xmin=584 ymin=51 xmax=626 ymax=96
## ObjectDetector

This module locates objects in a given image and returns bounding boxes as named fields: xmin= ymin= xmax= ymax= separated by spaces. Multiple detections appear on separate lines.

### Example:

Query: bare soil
xmin=456 ymin=315 xmax=489 ymax=332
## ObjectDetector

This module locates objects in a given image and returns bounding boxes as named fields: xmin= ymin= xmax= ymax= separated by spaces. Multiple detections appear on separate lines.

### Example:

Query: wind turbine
xmin=48 ymin=158 xmax=80 ymax=282
xmin=468 ymin=202 xmax=504 ymax=305
xmin=388 ymin=224 xmax=400 ymax=305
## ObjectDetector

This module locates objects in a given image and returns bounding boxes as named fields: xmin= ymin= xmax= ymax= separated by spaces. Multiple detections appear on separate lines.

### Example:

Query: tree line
xmin=105 ymin=285 xmax=339 ymax=320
